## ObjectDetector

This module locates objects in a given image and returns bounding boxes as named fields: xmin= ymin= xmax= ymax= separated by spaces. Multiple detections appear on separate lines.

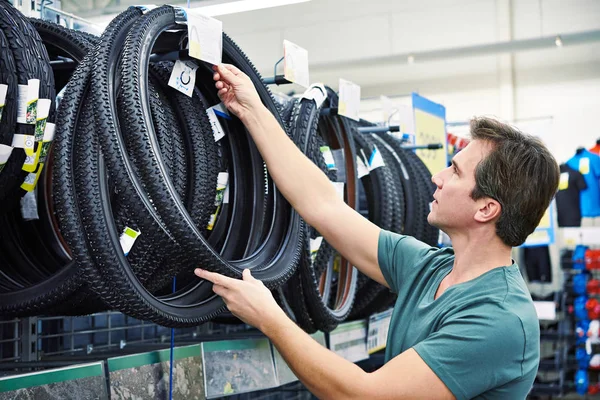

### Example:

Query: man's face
xmin=427 ymin=140 xmax=494 ymax=232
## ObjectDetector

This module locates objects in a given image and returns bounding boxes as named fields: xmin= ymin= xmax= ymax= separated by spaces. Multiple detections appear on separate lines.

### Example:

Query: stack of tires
xmin=0 ymin=3 xmax=439 ymax=330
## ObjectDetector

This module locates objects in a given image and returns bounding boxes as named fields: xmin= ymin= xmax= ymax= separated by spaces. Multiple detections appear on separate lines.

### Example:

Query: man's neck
xmin=446 ymin=229 xmax=513 ymax=285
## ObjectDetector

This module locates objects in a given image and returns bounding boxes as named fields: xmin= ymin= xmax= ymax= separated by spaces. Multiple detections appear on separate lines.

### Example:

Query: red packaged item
xmin=587 ymin=298 xmax=600 ymax=319
xmin=588 ymin=279 xmax=600 ymax=295
xmin=586 ymin=250 xmax=600 ymax=270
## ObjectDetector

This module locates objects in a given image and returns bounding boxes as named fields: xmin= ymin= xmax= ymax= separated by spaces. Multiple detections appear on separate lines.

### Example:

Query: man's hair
xmin=469 ymin=117 xmax=560 ymax=247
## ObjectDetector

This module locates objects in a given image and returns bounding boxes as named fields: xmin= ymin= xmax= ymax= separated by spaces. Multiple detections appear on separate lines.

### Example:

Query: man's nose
xmin=431 ymin=173 xmax=442 ymax=188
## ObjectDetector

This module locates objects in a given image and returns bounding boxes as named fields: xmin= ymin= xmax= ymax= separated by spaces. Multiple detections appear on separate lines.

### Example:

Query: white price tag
xmin=283 ymin=40 xmax=309 ymax=88
xmin=119 ymin=226 xmax=141 ymax=256
xmin=187 ymin=10 xmax=222 ymax=65
xmin=367 ymin=308 xmax=393 ymax=354
xmin=338 ymin=78 xmax=360 ymax=122
xmin=223 ymin=183 xmax=230 ymax=204
xmin=310 ymin=236 xmax=323 ymax=264
xmin=320 ymin=146 xmax=335 ymax=169
xmin=533 ymin=301 xmax=556 ymax=321
xmin=43 ymin=123 xmax=56 ymax=142
xmin=12 ymin=134 xmax=35 ymax=152
xmin=356 ymin=155 xmax=369 ymax=178
xmin=217 ymin=172 xmax=229 ymax=189
xmin=332 ymin=181 xmax=345 ymax=201
xmin=17 ymin=80 xmax=40 ymax=124
xmin=168 ymin=60 xmax=198 ymax=97
xmin=0 ymin=84 xmax=7 ymax=106
xmin=328 ymin=320 xmax=369 ymax=363
xmin=206 ymin=107 xmax=226 ymax=142
xmin=17 ymin=84 xmax=29 ymax=124
xmin=368 ymin=145 xmax=385 ymax=171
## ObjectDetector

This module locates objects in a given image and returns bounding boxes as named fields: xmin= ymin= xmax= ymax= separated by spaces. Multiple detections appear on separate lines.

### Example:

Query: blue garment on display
xmin=573 ymin=245 xmax=589 ymax=271
xmin=567 ymin=150 xmax=600 ymax=218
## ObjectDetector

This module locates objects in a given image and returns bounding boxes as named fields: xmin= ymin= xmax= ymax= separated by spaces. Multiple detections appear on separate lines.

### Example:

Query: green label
xmin=26 ymin=100 xmax=37 ymax=124
xmin=39 ymin=141 xmax=52 ymax=163
xmin=35 ymin=118 xmax=47 ymax=142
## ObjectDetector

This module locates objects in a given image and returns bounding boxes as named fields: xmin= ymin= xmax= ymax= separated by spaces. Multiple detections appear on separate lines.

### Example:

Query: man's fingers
xmin=194 ymin=268 xmax=238 ymax=287
xmin=217 ymin=64 xmax=242 ymax=84
xmin=242 ymin=269 xmax=255 ymax=281
xmin=212 ymin=284 xmax=229 ymax=297
xmin=215 ymin=81 xmax=224 ymax=90
xmin=221 ymin=63 xmax=242 ymax=76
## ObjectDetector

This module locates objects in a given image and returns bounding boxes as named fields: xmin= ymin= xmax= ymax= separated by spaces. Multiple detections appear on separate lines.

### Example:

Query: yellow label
xmin=22 ymin=145 xmax=41 ymax=172
xmin=21 ymin=163 xmax=44 ymax=192
xmin=414 ymin=108 xmax=447 ymax=175
xmin=333 ymin=254 xmax=341 ymax=273
xmin=580 ymin=158 xmax=590 ymax=175
xmin=189 ymin=41 xmax=202 ymax=60
xmin=559 ymin=172 xmax=569 ymax=191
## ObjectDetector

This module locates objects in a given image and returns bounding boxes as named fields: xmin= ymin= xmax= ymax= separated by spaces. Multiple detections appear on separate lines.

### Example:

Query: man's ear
xmin=474 ymin=198 xmax=501 ymax=223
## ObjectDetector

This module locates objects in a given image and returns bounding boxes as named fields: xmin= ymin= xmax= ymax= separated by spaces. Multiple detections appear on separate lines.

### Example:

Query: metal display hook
xmin=262 ymin=57 xmax=292 ymax=85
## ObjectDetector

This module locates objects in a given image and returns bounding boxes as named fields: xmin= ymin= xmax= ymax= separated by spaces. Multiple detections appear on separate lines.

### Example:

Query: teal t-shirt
xmin=378 ymin=230 xmax=540 ymax=400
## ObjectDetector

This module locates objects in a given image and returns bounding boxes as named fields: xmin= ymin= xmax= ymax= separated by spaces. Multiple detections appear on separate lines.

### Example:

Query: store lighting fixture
xmin=555 ymin=35 xmax=563 ymax=47
xmin=189 ymin=0 xmax=311 ymax=16
xmin=407 ymin=54 xmax=415 ymax=64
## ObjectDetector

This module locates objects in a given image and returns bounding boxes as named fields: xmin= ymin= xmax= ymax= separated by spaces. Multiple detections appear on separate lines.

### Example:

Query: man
xmin=194 ymin=64 xmax=560 ymax=399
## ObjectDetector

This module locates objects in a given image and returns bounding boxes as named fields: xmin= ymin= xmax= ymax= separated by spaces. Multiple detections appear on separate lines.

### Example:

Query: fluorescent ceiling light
xmin=189 ymin=0 xmax=310 ymax=17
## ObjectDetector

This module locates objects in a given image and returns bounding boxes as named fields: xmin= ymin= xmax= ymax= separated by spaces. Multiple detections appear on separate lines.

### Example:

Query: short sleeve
xmin=377 ymin=230 xmax=438 ymax=293
xmin=413 ymin=304 xmax=526 ymax=400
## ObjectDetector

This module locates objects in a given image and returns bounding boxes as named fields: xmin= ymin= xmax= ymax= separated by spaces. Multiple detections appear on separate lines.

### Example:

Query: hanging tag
xmin=283 ymin=40 xmax=309 ymax=88
xmin=39 ymin=123 xmax=56 ymax=163
xmin=0 ymin=145 xmax=13 ymax=174
xmin=207 ymin=172 xmax=229 ymax=230
xmin=17 ymin=79 xmax=40 ymax=124
xmin=579 ymin=158 xmax=590 ymax=175
xmin=368 ymin=145 xmax=385 ymax=171
xmin=559 ymin=172 xmax=569 ymax=191
xmin=320 ymin=146 xmax=335 ymax=169
xmin=21 ymin=163 xmax=44 ymax=192
xmin=34 ymin=99 xmax=52 ymax=142
xmin=187 ymin=9 xmax=222 ymax=65
xmin=22 ymin=147 xmax=41 ymax=172
xmin=211 ymin=102 xmax=231 ymax=120
xmin=310 ymin=236 xmax=323 ymax=264
xmin=168 ymin=60 xmax=198 ymax=98
xmin=119 ymin=227 xmax=141 ymax=256
xmin=332 ymin=181 xmax=345 ymax=201
xmin=0 ymin=84 xmax=7 ymax=123
xmin=356 ymin=155 xmax=369 ymax=178
xmin=12 ymin=134 xmax=35 ymax=156
xmin=338 ymin=78 xmax=360 ymax=121
xmin=206 ymin=107 xmax=226 ymax=142
xmin=20 ymin=190 xmax=39 ymax=221
xmin=300 ymin=84 xmax=327 ymax=108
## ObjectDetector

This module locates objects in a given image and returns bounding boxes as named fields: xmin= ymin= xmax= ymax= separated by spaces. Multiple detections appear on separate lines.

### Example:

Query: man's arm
xmin=213 ymin=64 xmax=385 ymax=286
xmin=194 ymin=269 xmax=455 ymax=400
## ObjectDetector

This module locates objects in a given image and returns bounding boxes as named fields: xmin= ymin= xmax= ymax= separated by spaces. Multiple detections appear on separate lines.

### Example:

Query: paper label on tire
xmin=34 ymin=99 xmax=52 ymax=142
xmin=368 ymin=145 xmax=385 ymax=171
xmin=21 ymin=163 xmax=44 ymax=192
xmin=120 ymin=226 xmax=141 ymax=256
xmin=332 ymin=181 xmax=344 ymax=201
xmin=168 ymin=60 xmax=198 ymax=98
xmin=206 ymin=107 xmax=226 ymax=142
xmin=0 ymin=84 xmax=7 ymax=123
xmin=283 ymin=40 xmax=309 ymax=88
xmin=39 ymin=123 xmax=55 ymax=163
xmin=309 ymin=236 xmax=323 ymax=264
xmin=356 ymin=155 xmax=370 ymax=178
xmin=187 ymin=10 xmax=222 ymax=65
xmin=12 ymin=134 xmax=35 ymax=154
xmin=320 ymin=146 xmax=335 ymax=169
xmin=338 ymin=78 xmax=360 ymax=121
